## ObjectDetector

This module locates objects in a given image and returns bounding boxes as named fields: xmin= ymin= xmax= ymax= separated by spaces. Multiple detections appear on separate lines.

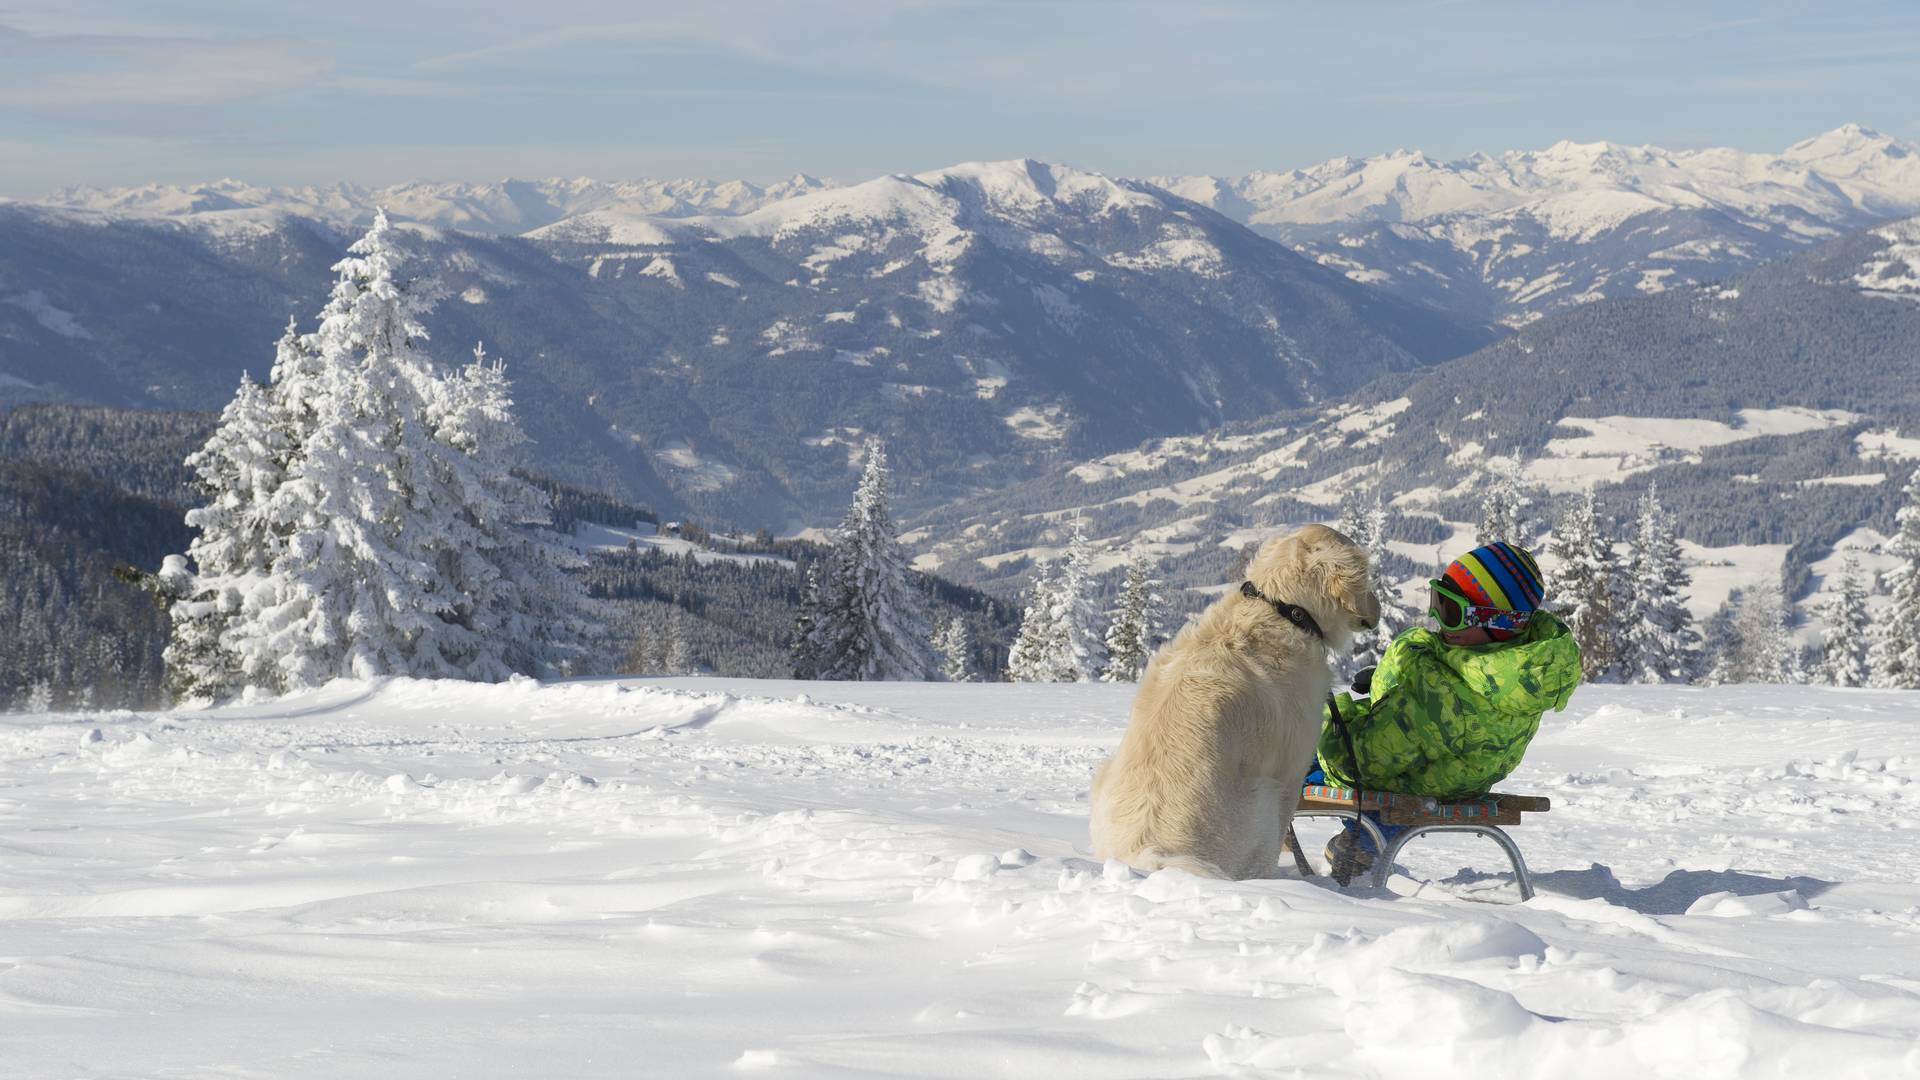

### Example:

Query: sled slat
xmin=1297 ymin=786 xmax=1547 ymax=826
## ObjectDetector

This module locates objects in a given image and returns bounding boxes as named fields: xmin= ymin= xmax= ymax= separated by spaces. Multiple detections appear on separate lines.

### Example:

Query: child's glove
xmin=1351 ymin=666 xmax=1376 ymax=695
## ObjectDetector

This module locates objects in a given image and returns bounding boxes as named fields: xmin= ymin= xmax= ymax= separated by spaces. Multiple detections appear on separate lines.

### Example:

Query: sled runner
xmin=1290 ymin=786 xmax=1550 ymax=901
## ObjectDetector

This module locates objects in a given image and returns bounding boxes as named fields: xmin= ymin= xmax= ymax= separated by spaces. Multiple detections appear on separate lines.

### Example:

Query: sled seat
xmin=1293 ymin=785 xmax=1550 ymax=901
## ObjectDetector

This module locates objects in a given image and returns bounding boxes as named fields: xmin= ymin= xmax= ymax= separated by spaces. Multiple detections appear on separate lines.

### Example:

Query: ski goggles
xmin=1428 ymin=578 xmax=1530 ymax=633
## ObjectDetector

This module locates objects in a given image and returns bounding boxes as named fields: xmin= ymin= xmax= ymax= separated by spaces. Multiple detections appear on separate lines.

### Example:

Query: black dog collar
xmin=1240 ymin=581 xmax=1327 ymax=641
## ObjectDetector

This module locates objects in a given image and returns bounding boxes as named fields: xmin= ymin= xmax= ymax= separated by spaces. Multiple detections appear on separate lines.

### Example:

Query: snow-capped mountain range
xmin=0 ymin=160 xmax=1492 ymax=523
xmin=18 ymin=125 xmax=1919 ymax=329
xmin=21 ymin=175 xmax=836 ymax=236
xmin=1157 ymin=124 xmax=1920 ymax=325
xmin=4 ymin=126 xmax=1917 ymax=526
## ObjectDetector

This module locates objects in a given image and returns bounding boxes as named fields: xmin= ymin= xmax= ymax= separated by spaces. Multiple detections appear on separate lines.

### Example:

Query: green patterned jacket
xmin=1316 ymin=610 xmax=1581 ymax=800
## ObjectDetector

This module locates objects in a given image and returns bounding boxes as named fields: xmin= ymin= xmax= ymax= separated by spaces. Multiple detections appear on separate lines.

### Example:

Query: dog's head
xmin=1243 ymin=524 xmax=1381 ymax=651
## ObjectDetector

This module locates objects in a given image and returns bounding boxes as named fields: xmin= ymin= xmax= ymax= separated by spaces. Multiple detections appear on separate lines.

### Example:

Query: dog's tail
xmin=1126 ymin=847 xmax=1228 ymax=879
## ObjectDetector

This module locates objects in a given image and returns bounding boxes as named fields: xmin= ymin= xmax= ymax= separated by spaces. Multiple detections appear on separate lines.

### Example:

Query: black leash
xmin=1324 ymin=689 xmax=1369 ymax=885
xmin=1325 ymin=691 xmax=1362 ymax=792
xmin=1242 ymin=580 xmax=1362 ymax=879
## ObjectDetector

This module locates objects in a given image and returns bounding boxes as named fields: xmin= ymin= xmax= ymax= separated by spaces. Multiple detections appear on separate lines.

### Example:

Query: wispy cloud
xmin=0 ymin=23 xmax=329 ymax=109
xmin=1642 ymin=14 xmax=1795 ymax=43
xmin=1349 ymin=89 xmax=1528 ymax=108
xmin=2 ymin=1 xmax=1916 ymax=192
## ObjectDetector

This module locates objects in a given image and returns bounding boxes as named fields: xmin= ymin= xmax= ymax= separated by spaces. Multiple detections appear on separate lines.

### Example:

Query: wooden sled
xmin=1288 ymin=785 xmax=1551 ymax=901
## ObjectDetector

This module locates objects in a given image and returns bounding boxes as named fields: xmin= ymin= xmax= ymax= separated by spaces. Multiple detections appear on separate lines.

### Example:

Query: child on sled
xmin=1305 ymin=540 xmax=1582 ymax=883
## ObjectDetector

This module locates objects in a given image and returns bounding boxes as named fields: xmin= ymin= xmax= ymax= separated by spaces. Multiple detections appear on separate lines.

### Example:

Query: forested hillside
xmin=908 ymin=217 xmax=1920 ymax=634
xmin=0 ymin=460 xmax=189 ymax=709
xmin=0 ymin=404 xmax=1022 ymax=704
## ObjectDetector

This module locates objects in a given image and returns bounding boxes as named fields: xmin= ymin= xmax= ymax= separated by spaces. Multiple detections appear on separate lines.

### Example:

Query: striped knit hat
xmin=1442 ymin=541 xmax=1547 ymax=634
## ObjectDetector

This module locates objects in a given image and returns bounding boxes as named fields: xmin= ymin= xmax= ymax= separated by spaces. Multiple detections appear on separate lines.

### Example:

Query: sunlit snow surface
xmin=4 ymin=678 xmax=1919 ymax=1077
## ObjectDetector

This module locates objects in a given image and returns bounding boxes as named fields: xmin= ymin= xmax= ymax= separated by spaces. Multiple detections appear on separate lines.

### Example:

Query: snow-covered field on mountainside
xmin=4 ymin=678 xmax=1918 ymax=1078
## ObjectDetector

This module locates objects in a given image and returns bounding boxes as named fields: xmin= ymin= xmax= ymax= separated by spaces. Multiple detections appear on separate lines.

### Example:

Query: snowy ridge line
xmin=29 ymin=125 xmax=1920 ymax=245
xmin=1156 ymin=123 xmax=1920 ymax=239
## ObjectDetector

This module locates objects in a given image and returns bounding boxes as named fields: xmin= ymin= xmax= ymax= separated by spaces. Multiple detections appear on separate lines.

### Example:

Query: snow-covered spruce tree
xmin=625 ymin=624 xmax=657 ymax=675
xmin=424 ymin=344 xmax=599 ymax=680
xmin=1475 ymin=464 xmax=1532 ymax=547
xmin=1102 ymin=551 xmax=1162 ymax=682
xmin=164 ymin=372 xmax=290 ymax=699
xmin=1712 ymin=579 xmax=1795 ymax=685
xmin=264 ymin=318 xmax=327 ymax=455
xmin=1334 ymin=496 xmax=1383 ymax=673
xmin=215 ymin=212 xmax=454 ymax=688
xmin=1699 ymin=601 xmax=1737 ymax=683
xmin=648 ymin=616 xmax=675 ymax=674
xmin=666 ymin=612 xmax=696 ymax=675
xmin=1869 ymin=470 xmax=1920 ymax=688
xmin=935 ymin=616 xmax=975 ymax=682
xmin=1008 ymin=562 xmax=1063 ymax=682
xmin=790 ymin=563 xmax=825 ymax=679
xmin=801 ymin=439 xmax=937 ymax=680
xmin=1548 ymin=489 xmax=1623 ymax=681
xmin=1010 ymin=523 xmax=1105 ymax=683
xmin=1620 ymin=483 xmax=1701 ymax=683
xmin=197 ymin=210 xmax=593 ymax=691
xmin=1814 ymin=553 xmax=1872 ymax=687
xmin=1363 ymin=495 xmax=1417 ymax=665
xmin=1050 ymin=520 xmax=1104 ymax=681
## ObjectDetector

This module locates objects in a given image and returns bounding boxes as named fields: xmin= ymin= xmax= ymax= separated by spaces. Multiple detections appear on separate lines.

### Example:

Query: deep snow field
xmin=3 ymin=677 xmax=1918 ymax=1078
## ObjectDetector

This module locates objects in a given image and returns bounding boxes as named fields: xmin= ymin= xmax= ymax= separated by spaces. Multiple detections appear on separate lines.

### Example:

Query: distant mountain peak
xmin=1784 ymin=122 xmax=1910 ymax=162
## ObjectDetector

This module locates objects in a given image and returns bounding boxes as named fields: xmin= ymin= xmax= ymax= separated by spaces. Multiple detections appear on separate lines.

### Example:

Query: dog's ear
xmin=1301 ymin=524 xmax=1381 ymax=630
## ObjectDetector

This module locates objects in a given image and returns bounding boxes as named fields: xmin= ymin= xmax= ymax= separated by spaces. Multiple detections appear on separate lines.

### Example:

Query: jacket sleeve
xmin=1320 ymin=634 xmax=1450 ymax=786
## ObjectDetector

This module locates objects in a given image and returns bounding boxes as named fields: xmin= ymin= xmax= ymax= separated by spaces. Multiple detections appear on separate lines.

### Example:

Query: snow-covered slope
xmin=4 ymin=677 xmax=1917 ymax=1076
xmin=35 ymin=174 xmax=835 ymax=235
xmin=1158 ymin=124 xmax=1920 ymax=325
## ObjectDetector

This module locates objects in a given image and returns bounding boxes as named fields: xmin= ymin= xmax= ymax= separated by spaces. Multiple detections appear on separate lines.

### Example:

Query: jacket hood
xmin=1419 ymin=609 xmax=1581 ymax=717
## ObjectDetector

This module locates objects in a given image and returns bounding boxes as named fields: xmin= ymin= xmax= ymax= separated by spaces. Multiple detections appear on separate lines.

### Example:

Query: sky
xmin=2 ymin=0 xmax=1918 ymax=195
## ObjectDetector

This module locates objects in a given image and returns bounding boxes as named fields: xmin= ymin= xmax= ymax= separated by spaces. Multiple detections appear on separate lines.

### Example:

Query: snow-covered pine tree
xmin=1008 ymin=561 xmax=1065 ymax=683
xmin=1335 ymin=496 xmax=1382 ymax=672
xmin=1620 ymin=483 xmax=1701 ymax=684
xmin=1548 ymin=488 xmax=1622 ymax=681
xmin=1365 ymin=494 xmax=1416 ymax=668
xmin=1713 ymin=578 xmax=1795 ymax=685
xmin=1869 ymin=470 xmax=1920 ymax=689
xmin=666 ymin=613 xmax=696 ymax=675
xmin=801 ymin=439 xmax=937 ymax=680
xmin=1102 ymin=551 xmax=1162 ymax=682
xmin=1335 ymin=497 xmax=1372 ymax=556
xmin=425 ymin=344 xmax=599 ymax=679
xmin=1700 ymin=601 xmax=1737 ymax=684
xmin=935 ymin=616 xmax=975 ymax=682
xmin=184 ymin=372 xmax=288 ymax=581
xmin=790 ymin=563 xmax=825 ymax=679
xmin=1475 ymin=464 xmax=1532 ymax=547
xmin=165 ymin=372 xmax=289 ymax=699
xmin=1051 ymin=520 xmax=1104 ymax=682
xmin=626 ymin=624 xmax=657 ymax=675
xmin=1814 ymin=553 xmax=1871 ymax=687
xmin=264 ymin=318 xmax=326 ymax=451
xmin=216 ymin=211 xmax=477 ymax=689
xmin=650 ymin=613 xmax=677 ymax=674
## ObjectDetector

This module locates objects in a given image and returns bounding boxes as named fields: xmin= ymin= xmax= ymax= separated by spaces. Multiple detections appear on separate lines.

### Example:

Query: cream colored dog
xmin=1089 ymin=524 xmax=1381 ymax=879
